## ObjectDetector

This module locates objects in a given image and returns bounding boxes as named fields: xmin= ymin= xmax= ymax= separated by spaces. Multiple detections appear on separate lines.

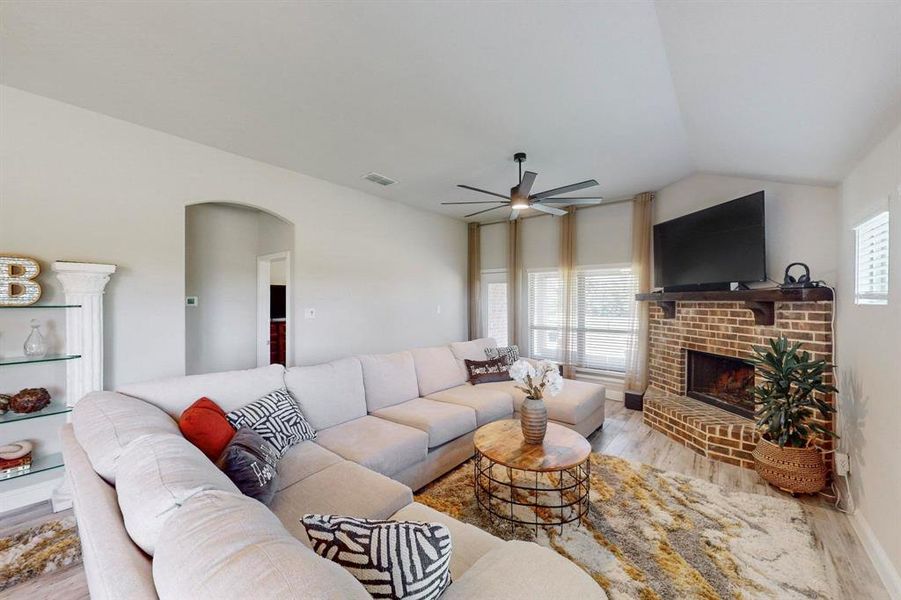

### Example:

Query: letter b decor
xmin=0 ymin=256 xmax=42 ymax=306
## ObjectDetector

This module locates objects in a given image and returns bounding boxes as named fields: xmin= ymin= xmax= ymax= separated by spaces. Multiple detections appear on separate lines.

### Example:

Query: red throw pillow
xmin=179 ymin=397 xmax=235 ymax=460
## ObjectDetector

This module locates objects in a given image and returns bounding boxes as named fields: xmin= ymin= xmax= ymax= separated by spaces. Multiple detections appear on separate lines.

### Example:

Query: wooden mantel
xmin=635 ymin=287 xmax=833 ymax=326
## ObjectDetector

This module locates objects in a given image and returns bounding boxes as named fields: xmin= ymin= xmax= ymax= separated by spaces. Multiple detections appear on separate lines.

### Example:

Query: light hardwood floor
xmin=1 ymin=399 xmax=888 ymax=599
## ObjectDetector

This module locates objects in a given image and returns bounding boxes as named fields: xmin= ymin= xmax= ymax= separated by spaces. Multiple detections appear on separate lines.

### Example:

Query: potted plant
xmin=509 ymin=359 xmax=564 ymax=444
xmin=749 ymin=335 xmax=837 ymax=494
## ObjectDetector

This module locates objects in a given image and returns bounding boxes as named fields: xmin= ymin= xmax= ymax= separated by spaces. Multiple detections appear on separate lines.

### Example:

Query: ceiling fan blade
xmin=464 ymin=205 xmax=507 ymax=218
xmin=538 ymin=198 xmax=604 ymax=205
xmin=457 ymin=184 xmax=510 ymax=200
xmin=516 ymin=171 xmax=537 ymax=197
xmin=441 ymin=201 xmax=509 ymax=205
xmin=531 ymin=204 xmax=567 ymax=216
xmin=509 ymin=209 xmax=521 ymax=221
xmin=530 ymin=179 xmax=599 ymax=201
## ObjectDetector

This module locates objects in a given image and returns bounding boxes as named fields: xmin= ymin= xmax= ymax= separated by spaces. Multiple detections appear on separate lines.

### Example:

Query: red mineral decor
xmin=179 ymin=397 xmax=235 ymax=460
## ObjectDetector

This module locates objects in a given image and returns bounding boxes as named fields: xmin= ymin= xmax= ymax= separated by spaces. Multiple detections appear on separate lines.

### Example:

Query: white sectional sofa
xmin=62 ymin=338 xmax=606 ymax=599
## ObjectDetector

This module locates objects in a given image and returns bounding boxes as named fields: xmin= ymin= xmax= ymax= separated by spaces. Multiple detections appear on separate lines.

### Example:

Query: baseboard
xmin=849 ymin=510 xmax=901 ymax=599
xmin=0 ymin=476 xmax=63 ymax=515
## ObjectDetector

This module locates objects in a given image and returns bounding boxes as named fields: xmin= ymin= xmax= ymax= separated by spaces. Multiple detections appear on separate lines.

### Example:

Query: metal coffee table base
xmin=474 ymin=449 xmax=590 ymax=534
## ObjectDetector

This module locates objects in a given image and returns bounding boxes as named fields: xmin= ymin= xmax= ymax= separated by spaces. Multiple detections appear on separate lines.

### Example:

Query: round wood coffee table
xmin=473 ymin=419 xmax=591 ymax=532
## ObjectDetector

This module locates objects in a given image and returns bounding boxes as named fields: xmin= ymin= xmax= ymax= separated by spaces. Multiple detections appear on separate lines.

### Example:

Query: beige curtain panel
xmin=560 ymin=206 xmax=577 ymax=379
xmin=467 ymin=222 xmax=481 ymax=341
xmin=624 ymin=192 xmax=653 ymax=392
xmin=507 ymin=218 xmax=521 ymax=346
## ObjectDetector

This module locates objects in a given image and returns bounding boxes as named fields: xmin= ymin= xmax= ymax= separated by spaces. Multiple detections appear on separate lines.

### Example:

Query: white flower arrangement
xmin=508 ymin=358 xmax=564 ymax=400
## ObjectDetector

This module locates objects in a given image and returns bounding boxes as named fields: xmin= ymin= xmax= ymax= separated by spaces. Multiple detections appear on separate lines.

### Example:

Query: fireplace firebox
xmin=686 ymin=350 xmax=756 ymax=418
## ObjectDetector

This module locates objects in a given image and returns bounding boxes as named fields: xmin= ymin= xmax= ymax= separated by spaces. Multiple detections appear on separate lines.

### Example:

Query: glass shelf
xmin=0 ymin=452 xmax=64 ymax=482
xmin=0 ymin=399 xmax=71 ymax=425
xmin=0 ymin=353 xmax=81 ymax=367
xmin=0 ymin=304 xmax=81 ymax=309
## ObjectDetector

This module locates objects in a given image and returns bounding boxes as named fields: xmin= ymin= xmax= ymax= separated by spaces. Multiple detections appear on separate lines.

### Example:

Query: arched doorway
xmin=185 ymin=202 xmax=295 ymax=375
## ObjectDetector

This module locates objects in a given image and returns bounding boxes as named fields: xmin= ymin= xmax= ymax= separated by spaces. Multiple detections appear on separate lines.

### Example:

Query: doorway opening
xmin=258 ymin=252 xmax=292 ymax=367
xmin=185 ymin=202 xmax=294 ymax=375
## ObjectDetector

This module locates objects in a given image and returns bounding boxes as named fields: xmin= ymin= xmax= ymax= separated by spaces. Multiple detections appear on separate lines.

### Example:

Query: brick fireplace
xmin=639 ymin=294 xmax=835 ymax=473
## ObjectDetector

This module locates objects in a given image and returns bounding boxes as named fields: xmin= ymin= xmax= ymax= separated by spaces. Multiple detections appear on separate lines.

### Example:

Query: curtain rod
xmin=476 ymin=194 xmax=635 ymax=226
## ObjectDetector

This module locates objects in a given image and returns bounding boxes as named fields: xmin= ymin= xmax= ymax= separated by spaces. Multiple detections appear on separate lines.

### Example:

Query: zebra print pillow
xmin=226 ymin=389 xmax=316 ymax=457
xmin=301 ymin=514 xmax=452 ymax=600
xmin=484 ymin=344 xmax=520 ymax=366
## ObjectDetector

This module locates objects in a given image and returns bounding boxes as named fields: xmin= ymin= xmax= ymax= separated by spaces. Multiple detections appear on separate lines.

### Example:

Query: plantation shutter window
xmin=854 ymin=211 xmax=890 ymax=305
xmin=528 ymin=266 xmax=638 ymax=373
xmin=481 ymin=271 xmax=509 ymax=346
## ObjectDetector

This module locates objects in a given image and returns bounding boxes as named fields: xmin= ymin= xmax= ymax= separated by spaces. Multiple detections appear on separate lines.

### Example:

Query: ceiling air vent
xmin=362 ymin=172 xmax=397 ymax=186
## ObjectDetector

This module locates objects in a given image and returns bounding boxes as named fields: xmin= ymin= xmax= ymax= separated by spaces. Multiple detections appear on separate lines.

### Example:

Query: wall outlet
xmin=304 ymin=308 xmax=316 ymax=319
xmin=835 ymin=452 xmax=851 ymax=476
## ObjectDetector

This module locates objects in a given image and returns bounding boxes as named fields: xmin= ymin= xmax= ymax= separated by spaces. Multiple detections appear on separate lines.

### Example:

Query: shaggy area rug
xmin=416 ymin=453 xmax=833 ymax=600
xmin=0 ymin=515 xmax=82 ymax=591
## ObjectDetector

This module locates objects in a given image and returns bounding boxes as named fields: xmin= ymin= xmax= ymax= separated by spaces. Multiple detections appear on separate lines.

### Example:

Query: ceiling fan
xmin=443 ymin=152 xmax=604 ymax=220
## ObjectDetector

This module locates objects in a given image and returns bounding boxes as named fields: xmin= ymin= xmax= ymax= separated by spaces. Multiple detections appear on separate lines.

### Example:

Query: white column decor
xmin=53 ymin=262 xmax=116 ymax=405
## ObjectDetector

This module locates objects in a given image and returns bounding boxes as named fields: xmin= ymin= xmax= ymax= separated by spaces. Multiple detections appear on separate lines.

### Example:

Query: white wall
xmin=185 ymin=203 xmax=293 ymax=375
xmin=655 ymin=173 xmax=840 ymax=286
xmin=836 ymin=122 xmax=901 ymax=595
xmin=0 ymin=86 xmax=467 ymax=388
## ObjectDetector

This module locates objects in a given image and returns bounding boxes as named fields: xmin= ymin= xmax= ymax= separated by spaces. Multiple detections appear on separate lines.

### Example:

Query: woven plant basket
xmin=752 ymin=438 xmax=827 ymax=494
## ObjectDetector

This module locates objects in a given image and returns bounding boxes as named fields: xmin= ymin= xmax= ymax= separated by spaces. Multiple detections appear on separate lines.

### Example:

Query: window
xmin=528 ymin=266 xmax=637 ymax=372
xmin=855 ymin=211 xmax=890 ymax=305
xmin=480 ymin=271 xmax=508 ymax=346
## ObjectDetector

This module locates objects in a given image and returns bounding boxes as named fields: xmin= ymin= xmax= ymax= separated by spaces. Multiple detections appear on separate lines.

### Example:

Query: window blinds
xmin=528 ymin=266 xmax=638 ymax=372
xmin=855 ymin=211 xmax=890 ymax=305
xmin=481 ymin=274 xmax=509 ymax=346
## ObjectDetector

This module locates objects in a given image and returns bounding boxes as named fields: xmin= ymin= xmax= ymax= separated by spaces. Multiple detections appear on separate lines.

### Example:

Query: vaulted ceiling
xmin=2 ymin=1 xmax=899 ymax=221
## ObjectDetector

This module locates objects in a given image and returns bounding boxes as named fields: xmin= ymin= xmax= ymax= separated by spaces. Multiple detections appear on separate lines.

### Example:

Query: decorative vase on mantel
xmin=508 ymin=358 xmax=563 ymax=446
xmin=520 ymin=396 xmax=548 ymax=445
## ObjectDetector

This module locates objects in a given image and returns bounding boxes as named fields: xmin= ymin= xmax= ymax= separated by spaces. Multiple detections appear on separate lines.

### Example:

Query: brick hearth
xmin=644 ymin=300 xmax=835 ymax=473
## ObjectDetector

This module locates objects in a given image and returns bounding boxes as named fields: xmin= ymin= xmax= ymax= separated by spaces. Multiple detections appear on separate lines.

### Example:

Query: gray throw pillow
xmin=215 ymin=427 xmax=279 ymax=505
xmin=301 ymin=514 xmax=452 ymax=600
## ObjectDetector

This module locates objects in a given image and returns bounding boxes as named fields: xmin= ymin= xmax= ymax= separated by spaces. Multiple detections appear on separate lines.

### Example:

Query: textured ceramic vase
xmin=520 ymin=396 xmax=548 ymax=445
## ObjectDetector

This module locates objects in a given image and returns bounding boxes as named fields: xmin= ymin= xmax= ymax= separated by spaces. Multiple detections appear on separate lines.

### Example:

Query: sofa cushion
xmin=372 ymin=398 xmax=477 ymax=448
xmin=270 ymin=461 xmax=413 ymax=546
xmin=442 ymin=541 xmax=606 ymax=599
xmin=153 ymin=490 xmax=370 ymax=600
xmin=410 ymin=345 xmax=468 ymax=396
xmin=178 ymin=397 xmax=235 ymax=461
xmin=480 ymin=378 xmax=605 ymax=425
xmin=116 ymin=434 xmax=240 ymax=555
xmin=215 ymin=427 xmax=280 ymax=505
xmin=358 ymin=351 xmax=420 ymax=411
xmin=72 ymin=391 xmax=179 ymax=484
xmin=449 ymin=337 xmax=497 ymax=364
xmin=315 ymin=415 xmax=428 ymax=476
xmin=392 ymin=502 xmax=504 ymax=582
xmin=276 ymin=440 xmax=344 ymax=492
xmin=60 ymin=425 xmax=157 ymax=600
xmin=117 ymin=364 xmax=286 ymax=417
xmin=226 ymin=388 xmax=316 ymax=457
xmin=302 ymin=514 xmax=452 ymax=600
xmin=285 ymin=357 xmax=366 ymax=431
xmin=426 ymin=384 xmax=514 ymax=426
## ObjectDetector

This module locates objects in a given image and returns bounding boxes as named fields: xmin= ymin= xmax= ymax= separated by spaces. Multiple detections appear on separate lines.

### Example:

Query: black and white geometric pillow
xmin=226 ymin=389 xmax=316 ymax=457
xmin=301 ymin=514 xmax=452 ymax=600
xmin=484 ymin=344 xmax=520 ymax=366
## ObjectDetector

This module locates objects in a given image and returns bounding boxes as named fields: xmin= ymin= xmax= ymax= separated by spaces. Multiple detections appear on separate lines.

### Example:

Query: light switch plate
xmin=304 ymin=308 xmax=316 ymax=319
xmin=186 ymin=296 xmax=199 ymax=307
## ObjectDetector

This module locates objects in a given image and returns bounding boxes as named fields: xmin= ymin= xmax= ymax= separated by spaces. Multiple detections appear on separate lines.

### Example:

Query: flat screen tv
xmin=653 ymin=191 xmax=766 ymax=291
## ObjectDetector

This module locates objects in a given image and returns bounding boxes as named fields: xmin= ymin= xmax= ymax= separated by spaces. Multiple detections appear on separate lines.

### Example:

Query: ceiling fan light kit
xmin=444 ymin=152 xmax=604 ymax=219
